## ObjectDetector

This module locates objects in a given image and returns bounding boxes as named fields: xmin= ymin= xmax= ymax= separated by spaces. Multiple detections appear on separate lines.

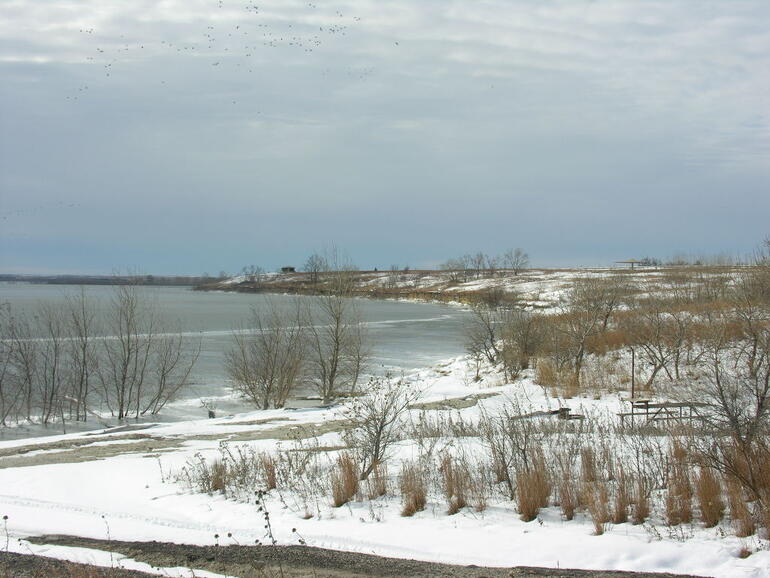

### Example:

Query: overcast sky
xmin=1 ymin=0 xmax=768 ymax=274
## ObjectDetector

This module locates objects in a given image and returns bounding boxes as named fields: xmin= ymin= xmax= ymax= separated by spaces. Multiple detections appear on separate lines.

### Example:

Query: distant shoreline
xmin=0 ymin=274 xmax=203 ymax=287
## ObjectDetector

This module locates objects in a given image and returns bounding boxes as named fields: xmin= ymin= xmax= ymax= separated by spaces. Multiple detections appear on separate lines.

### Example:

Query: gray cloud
xmin=1 ymin=0 xmax=768 ymax=273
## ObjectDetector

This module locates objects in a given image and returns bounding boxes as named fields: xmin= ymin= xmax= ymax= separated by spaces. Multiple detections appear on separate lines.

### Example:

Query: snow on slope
xmin=0 ymin=356 xmax=767 ymax=577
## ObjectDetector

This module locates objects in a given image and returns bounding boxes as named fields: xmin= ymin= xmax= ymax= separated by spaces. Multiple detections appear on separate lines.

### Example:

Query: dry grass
xmin=558 ymin=475 xmax=578 ymax=521
xmin=440 ymin=455 xmax=469 ymax=515
xmin=580 ymin=447 xmax=597 ymax=483
xmin=399 ymin=461 xmax=427 ymax=517
xmin=612 ymin=469 xmax=630 ymax=524
xmin=330 ymin=452 xmax=359 ymax=507
xmin=756 ymin=451 xmax=770 ymax=534
xmin=727 ymin=478 xmax=755 ymax=537
xmin=737 ymin=546 xmax=753 ymax=559
xmin=695 ymin=468 xmax=724 ymax=528
xmin=208 ymin=458 xmax=228 ymax=493
xmin=665 ymin=445 xmax=693 ymax=526
xmin=470 ymin=461 xmax=489 ymax=512
xmin=366 ymin=463 xmax=388 ymax=500
xmin=534 ymin=359 xmax=559 ymax=390
xmin=259 ymin=452 xmax=277 ymax=490
xmin=631 ymin=476 xmax=650 ymax=525
xmin=582 ymin=480 xmax=610 ymax=535
xmin=516 ymin=454 xmax=551 ymax=522
xmin=585 ymin=329 xmax=632 ymax=355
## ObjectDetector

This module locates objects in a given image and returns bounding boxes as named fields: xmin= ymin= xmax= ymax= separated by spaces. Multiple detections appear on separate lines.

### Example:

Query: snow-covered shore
xmin=0 ymin=354 xmax=767 ymax=577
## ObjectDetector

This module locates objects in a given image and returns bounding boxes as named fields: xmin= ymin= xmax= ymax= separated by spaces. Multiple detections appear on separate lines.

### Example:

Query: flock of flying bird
xmin=65 ymin=0 xmax=383 ymax=103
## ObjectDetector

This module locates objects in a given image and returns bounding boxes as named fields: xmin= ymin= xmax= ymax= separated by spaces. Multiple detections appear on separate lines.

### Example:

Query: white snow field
xmin=1 ymin=355 xmax=768 ymax=577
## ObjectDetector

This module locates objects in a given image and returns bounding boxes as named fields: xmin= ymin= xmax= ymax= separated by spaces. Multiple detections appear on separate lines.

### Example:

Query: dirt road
xmin=0 ymin=535 xmax=705 ymax=578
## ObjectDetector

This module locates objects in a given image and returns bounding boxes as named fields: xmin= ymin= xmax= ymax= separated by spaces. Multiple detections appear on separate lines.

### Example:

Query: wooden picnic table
xmin=618 ymin=398 xmax=709 ymax=426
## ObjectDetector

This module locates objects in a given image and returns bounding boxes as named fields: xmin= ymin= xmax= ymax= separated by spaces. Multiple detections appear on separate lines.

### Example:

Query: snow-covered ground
xmin=214 ymin=266 xmax=739 ymax=311
xmin=1 ymin=355 xmax=767 ymax=577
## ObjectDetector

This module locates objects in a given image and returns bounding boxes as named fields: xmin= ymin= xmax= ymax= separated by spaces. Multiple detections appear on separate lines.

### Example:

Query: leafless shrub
xmin=343 ymin=374 xmax=420 ymax=480
xmin=275 ymin=436 xmax=325 ymax=518
xmin=178 ymin=453 xmax=230 ymax=495
xmin=469 ymin=459 xmax=490 ymax=512
xmin=501 ymin=310 xmax=544 ymax=380
xmin=480 ymin=399 xmax=550 ymax=500
xmin=225 ymin=298 xmax=305 ymax=410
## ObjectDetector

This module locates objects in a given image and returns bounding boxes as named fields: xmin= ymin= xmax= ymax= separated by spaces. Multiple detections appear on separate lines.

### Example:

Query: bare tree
xmin=98 ymin=284 xmax=156 ymax=419
xmin=5 ymin=308 xmax=38 ymax=422
xmin=143 ymin=329 xmax=200 ymax=415
xmin=553 ymin=276 xmax=628 ymax=387
xmin=480 ymin=398 xmax=549 ymax=500
xmin=470 ymin=252 xmax=486 ymax=279
xmin=225 ymin=299 xmax=305 ymax=409
xmin=343 ymin=374 xmax=420 ymax=480
xmin=440 ymin=259 xmax=461 ymax=283
xmin=304 ymin=271 xmax=369 ymax=404
xmin=486 ymin=254 xmax=499 ymax=278
xmin=685 ymin=307 xmax=770 ymax=513
xmin=36 ymin=302 xmax=69 ymax=425
xmin=386 ymin=264 xmax=400 ymax=289
xmin=623 ymin=299 xmax=689 ymax=388
xmin=304 ymin=253 xmax=328 ymax=285
xmin=0 ymin=303 xmax=20 ymax=425
xmin=501 ymin=310 xmax=544 ymax=379
xmin=241 ymin=265 xmax=265 ymax=283
xmin=464 ymin=303 xmax=502 ymax=366
xmin=502 ymin=248 xmax=530 ymax=276
xmin=65 ymin=288 xmax=98 ymax=422
xmin=98 ymin=284 xmax=197 ymax=420
xmin=464 ymin=290 xmax=523 ymax=370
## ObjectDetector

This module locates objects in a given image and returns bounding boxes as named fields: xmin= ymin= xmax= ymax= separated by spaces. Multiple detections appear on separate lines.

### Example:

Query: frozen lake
xmin=0 ymin=282 xmax=470 ymax=424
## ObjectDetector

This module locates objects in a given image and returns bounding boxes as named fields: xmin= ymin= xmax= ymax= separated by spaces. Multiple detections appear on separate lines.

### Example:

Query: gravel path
xmin=0 ymin=535 xmax=705 ymax=578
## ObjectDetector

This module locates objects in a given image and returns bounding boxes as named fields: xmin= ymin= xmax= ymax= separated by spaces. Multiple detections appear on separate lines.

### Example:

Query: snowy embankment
xmin=210 ymin=267 xmax=687 ymax=308
xmin=0 ymin=355 xmax=767 ymax=577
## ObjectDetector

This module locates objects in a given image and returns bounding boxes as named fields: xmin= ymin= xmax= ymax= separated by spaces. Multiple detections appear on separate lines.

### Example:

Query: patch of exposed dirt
xmin=0 ymin=439 xmax=181 ymax=469
xmin=0 ymin=420 xmax=351 ymax=469
xmin=409 ymin=392 xmax=500 ymax=411
xmin=0 ymin=433 xmax=156 ymax=460
xmin=0 ymin=550 xmax=154 ymax=577
xmin=184 ymin=419 xmax=351 ymax=443
xmin=25 ymin=535 xmax=706 ymax=578
xmin=218 ymin=417 xmax=293 ymax=427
